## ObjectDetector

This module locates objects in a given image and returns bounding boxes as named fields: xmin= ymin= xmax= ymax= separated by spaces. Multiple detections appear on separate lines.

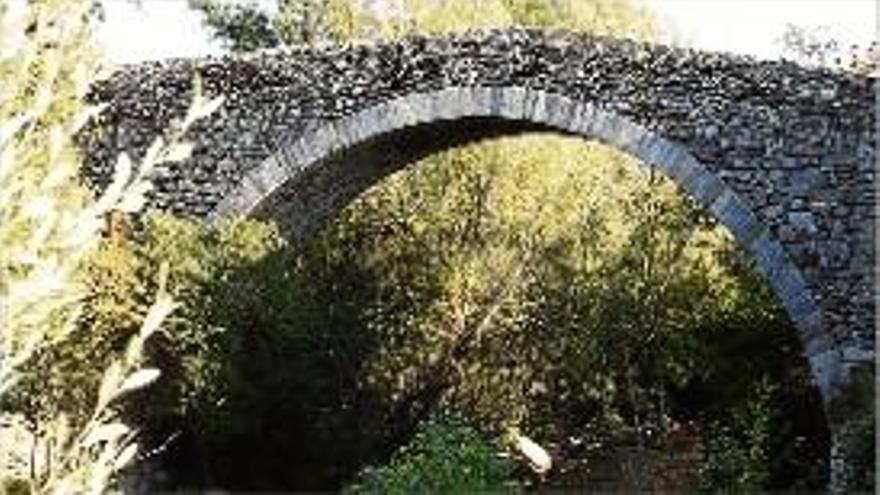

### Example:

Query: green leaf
xmin=117 ymin=368 xmax=161 ymax=396
xmin=112 ymin=442 xmax=140 ymax=472
xmin=96 ymin=361 xmax=123 ymax=412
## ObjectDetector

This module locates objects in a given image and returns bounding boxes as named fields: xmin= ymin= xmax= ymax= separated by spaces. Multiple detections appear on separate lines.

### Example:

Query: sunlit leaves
xmin=348 ymin=417 xmax=515 ymax=493
xmin=0 ymin=1 xmax=223 ymax=491
xmin=190 ymin=0 xmax=658 ymax=48
xmin=117 ymin=368 xmax=162 ymax=396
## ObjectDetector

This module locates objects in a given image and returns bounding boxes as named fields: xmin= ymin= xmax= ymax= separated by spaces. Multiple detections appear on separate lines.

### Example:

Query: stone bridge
xmin=80 ymin=30 xmax=874 ymax=487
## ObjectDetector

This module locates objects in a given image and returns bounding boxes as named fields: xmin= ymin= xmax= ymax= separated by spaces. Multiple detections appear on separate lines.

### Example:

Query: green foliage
xmin=347 ymin=417 xmax=516 ymax=494
xmin=308 ymin=135 xmax=742 ymax=455
xmin=84 ymin=213 xmax=313 ymax=489
xmin=274 ymin=0 xmax=369 ymax=44
xmin=188 ymin=0 xmax=657 ymax=50
xmin=132 ymin=213 xmax=284 ymax=416
xmin=3 ymin=239 xmax=146 ymax=432
xmin=189 ymin=0 xmax=281 ymax=51
xmin=0 ymin=0 xmax=222 ymax=490
xmin=138 ymin=136 xmax=829 ymax=493
xmin=190 ymin=0 xmax=369 ymax=50
xmin=0 ymin=0 xmax=104 ymax=393
xmin=700 ymin=378 xmax=776 ymax=491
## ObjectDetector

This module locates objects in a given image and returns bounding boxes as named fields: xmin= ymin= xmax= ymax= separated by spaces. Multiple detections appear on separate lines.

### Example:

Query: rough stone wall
xmin=79 ymin=30 xmax=875 ymax=385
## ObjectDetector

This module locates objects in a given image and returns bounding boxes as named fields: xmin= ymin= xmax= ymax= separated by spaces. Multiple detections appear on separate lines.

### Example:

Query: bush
xmin=347 ymin=417 xmax=517 ymax=494
xmin=0 ymin=0 xmax=222 ymax=490
xmin=700 ymin=379 xmax=776 ymax=491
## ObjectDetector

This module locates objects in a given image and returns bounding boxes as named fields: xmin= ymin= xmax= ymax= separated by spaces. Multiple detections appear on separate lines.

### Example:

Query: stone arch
xmin=210 ymin=85 xmax=841 ymax=405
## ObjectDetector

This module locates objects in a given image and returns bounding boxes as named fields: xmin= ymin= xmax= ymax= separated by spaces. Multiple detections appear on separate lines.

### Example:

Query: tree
xmin=189 ymin=0 xmax=657 ymax=50
xmin=188 ymin=0 xmax=281 ymax=51
xmin=0 ymin=0 xmax=222 ymax=491
xmin=189 ymin=0 xmax=370 ymax=50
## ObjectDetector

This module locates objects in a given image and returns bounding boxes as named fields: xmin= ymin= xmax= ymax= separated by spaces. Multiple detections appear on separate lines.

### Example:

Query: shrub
xmin=700 ymin=378 xmax=776 ymax=491
xmin=347 ymin=416 xmax=517 ymax=494
xmin=0 ymin=0 xmax=222 ymax=491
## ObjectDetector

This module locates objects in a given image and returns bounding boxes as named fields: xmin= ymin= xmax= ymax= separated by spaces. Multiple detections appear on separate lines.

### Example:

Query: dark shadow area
xmin=144 ymin=237 xmax=395 ymax=490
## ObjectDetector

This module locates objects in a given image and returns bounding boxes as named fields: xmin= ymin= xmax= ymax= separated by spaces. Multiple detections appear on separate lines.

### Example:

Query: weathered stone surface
xmin=79 ymin=30 xmax=875 ymax=412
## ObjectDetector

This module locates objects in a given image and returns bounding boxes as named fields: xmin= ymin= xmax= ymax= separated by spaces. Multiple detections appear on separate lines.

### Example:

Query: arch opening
xmin=212 ymin=86 xmax=838 ymax=404
xmin=195 ymin=84 xmax=849 ymax=491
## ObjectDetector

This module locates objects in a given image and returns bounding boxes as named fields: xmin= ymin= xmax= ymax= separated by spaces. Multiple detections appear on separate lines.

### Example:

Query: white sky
xmin=96 ymin=0 xmax=877 ymax=64
xmin=97 ymin=1 xmax=223 ymax=63
xmin=647 ymin=0 xmax=875 ymax=60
